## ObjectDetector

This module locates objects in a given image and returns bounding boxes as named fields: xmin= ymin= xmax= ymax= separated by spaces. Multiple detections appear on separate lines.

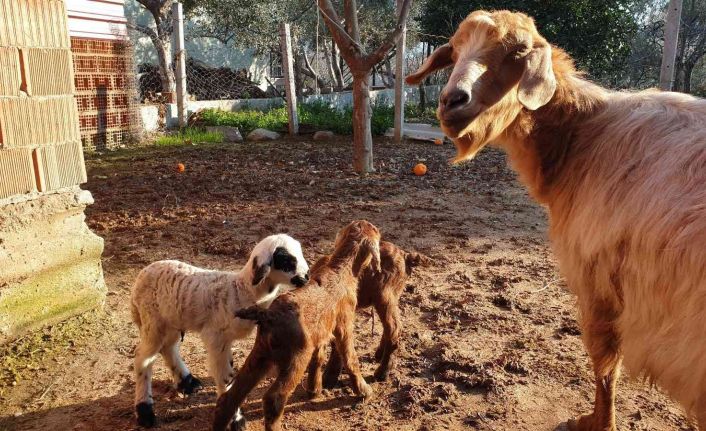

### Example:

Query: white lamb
xmin=130 ymin=234 xmax=309 ymax=428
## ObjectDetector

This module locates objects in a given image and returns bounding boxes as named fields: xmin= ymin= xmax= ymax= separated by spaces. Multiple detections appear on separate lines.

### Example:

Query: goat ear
xmin=352 ymin=238 xmax=381 ymax=275
xmin=406 ymin=43 xmax=454 ymax=85
xmin=251 ymin=256 xmax=271 ymax=286
xmin=517 ymin=43 xmax=556 ymax=110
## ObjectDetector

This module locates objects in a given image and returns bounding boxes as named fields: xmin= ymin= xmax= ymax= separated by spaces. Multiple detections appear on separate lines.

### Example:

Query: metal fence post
xmin=173 ymin=2 xmax=188 ymax=127
xmin=393 ymin=0 xmax=407 ymax=143
xmin=279 ymin=23 xmax=299 ymax=135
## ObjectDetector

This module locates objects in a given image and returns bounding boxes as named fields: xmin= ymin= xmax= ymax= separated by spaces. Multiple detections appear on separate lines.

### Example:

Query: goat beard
xmin=452 ymin=133 xmax=487 ymax=163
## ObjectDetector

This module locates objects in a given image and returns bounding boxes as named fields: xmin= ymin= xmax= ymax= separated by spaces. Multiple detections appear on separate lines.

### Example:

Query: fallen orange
xmin=434 ymin=138 xmax=443 ymax=145
xmin=413 ymin=163 xmax=427 ymax=176
xmin=176 ymin=163 xmax=186 ymax=173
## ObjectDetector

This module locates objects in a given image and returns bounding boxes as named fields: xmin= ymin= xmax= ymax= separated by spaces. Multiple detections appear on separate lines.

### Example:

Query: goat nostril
xmin=304 ymin=273 xmax=310 ymax=281
xmin=443 ymin=89 xmax=470 ymax=110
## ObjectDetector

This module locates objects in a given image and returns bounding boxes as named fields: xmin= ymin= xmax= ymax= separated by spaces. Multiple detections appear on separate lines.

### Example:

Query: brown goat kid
xmin=407 ymin=10 xmax=706 ymax=431
xmin=212 ymin=220 xmax=382 ymax=431
xmin=318 ymin=241 xmax=427 ymax=386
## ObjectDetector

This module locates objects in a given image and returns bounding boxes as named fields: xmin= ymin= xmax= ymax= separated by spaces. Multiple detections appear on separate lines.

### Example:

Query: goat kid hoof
xmin=358 ymin=383 xmax=374 ymax=400
xmin=177 ymin=373 xmax=203 ymax=395
xmin=135 ymin=402 xmax=157 ymax=428
xmin=567 ymin=414 xmax=614 ymax=431
xmin=373 ymin=366 xmax=389 ymax=382
xmin=322 ymin=375 xmax=340 ymax=389
xmin=228 ymin=415 xmax=247 ymax=431
xmin=374 ymin=347 xmax=384 ymax=362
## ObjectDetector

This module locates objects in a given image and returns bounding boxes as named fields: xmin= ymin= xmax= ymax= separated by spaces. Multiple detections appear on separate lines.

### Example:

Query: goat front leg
xmin=334 ymin=322 xmax=373 ymax=400
xmin=212 ymin=347 xmax=273 ymax=431
xmin=263 ymin=356 xmax=310 ymax=431
xmin=373 ymin=298 xmax=401 ymax=381
xmin=203 ymin=331 xmax=234 ymax=396
xmin=304 ymin=347 xmax=326 ymax=398
xmin=568 ymin=298 xmax=622 ymax=431
xmin=322 ymin=341 xmax=343 ymax=389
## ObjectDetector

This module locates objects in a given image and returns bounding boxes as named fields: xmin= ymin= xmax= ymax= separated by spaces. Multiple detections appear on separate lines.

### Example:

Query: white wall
xmin=66 ymin=0 xmax=128 ymax=40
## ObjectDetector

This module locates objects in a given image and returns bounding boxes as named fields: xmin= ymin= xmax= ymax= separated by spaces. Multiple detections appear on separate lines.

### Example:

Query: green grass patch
xmin=197 ymin=101 xmax=400 ymax=136
xmin=155 ymin=127 xmax=224 ymax=146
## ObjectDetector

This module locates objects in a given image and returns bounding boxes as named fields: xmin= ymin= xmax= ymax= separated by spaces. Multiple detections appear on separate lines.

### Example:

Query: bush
xmin=197 ymin=101 xmax=397 ymax=136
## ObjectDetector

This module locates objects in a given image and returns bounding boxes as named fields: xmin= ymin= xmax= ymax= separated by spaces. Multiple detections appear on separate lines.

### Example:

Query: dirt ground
xmin=0 ymin=137 xmax=694 ymax=431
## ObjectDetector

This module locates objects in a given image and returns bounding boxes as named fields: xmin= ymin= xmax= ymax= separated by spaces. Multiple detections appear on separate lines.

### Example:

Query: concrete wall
xmin=0 ymin=0 xmax=105 ymax=344
xmin=144 ymin=85 xmax=443 ymax=130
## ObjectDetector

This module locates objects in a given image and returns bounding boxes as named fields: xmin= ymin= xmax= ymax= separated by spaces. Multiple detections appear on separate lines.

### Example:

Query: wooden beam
xmin=660 ymin=0 xmax=683 ymax=91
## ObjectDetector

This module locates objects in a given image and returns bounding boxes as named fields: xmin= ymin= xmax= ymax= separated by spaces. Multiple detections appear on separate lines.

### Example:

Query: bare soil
xmin=0 ymin=137 xmax=693 ymax=431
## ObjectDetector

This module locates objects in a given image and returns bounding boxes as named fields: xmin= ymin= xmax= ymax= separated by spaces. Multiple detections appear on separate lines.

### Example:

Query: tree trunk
xmin=683 ymin=63 xmax=694 ymax=93
xmin=352 ymin=71 xmax=373 ymax=173
xmin=419 ymin=83 xmax=426 ymax=111
xmin=331 ymin=42 xmax=344 ymax=90
xmin=149 ymin=11 xmax=176 ymax=99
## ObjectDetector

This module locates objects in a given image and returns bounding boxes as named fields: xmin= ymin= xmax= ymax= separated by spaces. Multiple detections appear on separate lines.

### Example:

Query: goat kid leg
xmin=373 ymin=299 xmax=401 ymax=381
xmin=134 ymin=328 xmax=163 ymax=428
xmin=263 ymin=357 xmax=310 ymax=431
xmin=160 ymin=330 xmax=201 ymax=395
xmin=304 ymin=347 xmax=326 ymax=398
xmin=568 ymin=299 xmax=622 ymax=431
xmin=212 ymin=347 xmax=273 ymax=431
xmin=334 ymin=324 xmax=373 ymax=400
xmin=322 ymin=341 xmax=343 ymax=389
xmin=203 ymin=331 xmax=234 ymax=396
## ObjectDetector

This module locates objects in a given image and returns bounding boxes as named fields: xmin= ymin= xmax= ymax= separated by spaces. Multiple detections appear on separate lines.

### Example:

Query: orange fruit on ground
xmin=434 ymin=138 xmax=443 ymax=145
xmin=413 ymin=163 xmax=427 ymax=176
xmin=176 ymin=163 xmax=185 ymax=173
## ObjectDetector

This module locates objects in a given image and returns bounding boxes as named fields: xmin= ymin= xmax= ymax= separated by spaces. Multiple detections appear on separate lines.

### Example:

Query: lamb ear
xmin=517 ymin=43 xmax=556 ymax=110
xmin=406 ymin=43 xmax=454 ymax=85
xmin=251 ymin=256 xmax=271 ymax=286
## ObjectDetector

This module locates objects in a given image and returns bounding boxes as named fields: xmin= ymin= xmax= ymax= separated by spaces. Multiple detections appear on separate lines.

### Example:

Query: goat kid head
xmin=249 ymin=234 xmax=310 ymax=289
xmin=333 ymin=220 xmax=382 ymax=276
xmin=406 ymin=10 xmax=556 ymax=161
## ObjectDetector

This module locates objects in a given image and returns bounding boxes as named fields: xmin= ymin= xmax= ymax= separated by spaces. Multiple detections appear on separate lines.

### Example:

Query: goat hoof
xmin=373 ymin=367 xmax=389 ymax=382
xmin=177 ymin=373 xmax=203 ymax=395
xmin=567 ymin=413 xmax=613 ymax=431
xmin=322 ymin=374 xmax=340 ymax=389
xmin=374 ymin=346 xmax=384 ymax=362
xmin=358 ymin=382 xmax=374 ymax=400
xmin=229 ymin=414 xmax=247 ymax=431
xmin=135 ymin=402 xmax=157 ymax=428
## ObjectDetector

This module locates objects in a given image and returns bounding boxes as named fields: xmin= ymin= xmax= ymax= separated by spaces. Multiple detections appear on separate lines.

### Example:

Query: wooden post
xmin=280 ymin=23 xmax=299 ymax=135
xmin=660 ymin=0 xmax=683 ymax=91
xmin=393 ymin=0 xmax=406 ymax=143
xmin=172 ymin=2 xmax=188 ymax=127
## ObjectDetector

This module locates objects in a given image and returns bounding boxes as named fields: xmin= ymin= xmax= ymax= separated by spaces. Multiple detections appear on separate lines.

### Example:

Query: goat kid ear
xmin=517 ymin=43 xmax=556 ymax=110
xmin=355 ymin=238 xmax=381 ymax=274
xmin=251 ymin=256 xmax=271 ymax=286
xmin=406 ymin=43 xmax=454 ymax=85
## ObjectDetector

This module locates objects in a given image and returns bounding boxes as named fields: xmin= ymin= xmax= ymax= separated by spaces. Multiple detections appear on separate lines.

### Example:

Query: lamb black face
xmin=272 ymin=247 xmax=297 ymax=273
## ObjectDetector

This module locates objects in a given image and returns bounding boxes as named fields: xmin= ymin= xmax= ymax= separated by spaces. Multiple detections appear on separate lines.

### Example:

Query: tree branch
xmin=363 ymin=0 xmax=413 ymax=70
xmin=317 ymin=0 xmax=362 ymax=64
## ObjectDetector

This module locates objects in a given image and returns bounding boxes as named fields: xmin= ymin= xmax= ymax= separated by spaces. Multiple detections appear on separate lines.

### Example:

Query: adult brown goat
xmin=407 ymin=10 xmax=706 ymax=431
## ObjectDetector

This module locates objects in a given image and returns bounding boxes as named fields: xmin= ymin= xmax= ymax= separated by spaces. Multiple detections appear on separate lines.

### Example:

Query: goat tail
xmin=235 ymin=306 xmax=271 ymax=326
xmin=404 ymin=252 xmax=431 ymax=276
xmin=130 ymin=300 xmax=142 ymax=328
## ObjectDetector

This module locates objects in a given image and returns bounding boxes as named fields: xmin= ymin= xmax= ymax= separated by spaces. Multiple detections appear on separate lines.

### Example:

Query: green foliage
xmin=197 ymin=102 xmax=396 ymax=136
xmin=155 ymin=128 xmax=224 ymax=146
xmin=417 ymin=0 xmax=639 ymax=82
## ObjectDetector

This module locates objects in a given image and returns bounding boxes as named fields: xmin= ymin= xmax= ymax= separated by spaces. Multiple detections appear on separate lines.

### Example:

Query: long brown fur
xmin=316 ymin=242 xmax=429 ymax=385
xmin=212 ymin=220 xmax=382 ymax=431
xmin=407 ymin=9 xmax=706 ymax=431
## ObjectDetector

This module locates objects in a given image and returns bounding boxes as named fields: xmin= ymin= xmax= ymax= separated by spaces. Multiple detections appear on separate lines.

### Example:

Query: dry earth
xmin=0 ymin=137 xmax=694 ymax=431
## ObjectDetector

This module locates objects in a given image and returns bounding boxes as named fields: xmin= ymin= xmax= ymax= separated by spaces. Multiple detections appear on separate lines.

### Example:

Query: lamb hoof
xmin=177 ymin=373 xmax=203 ymax=395
xmin=229 ymin=414 xmax=247 ymax=431
xmin=136 ymin=402 xmax=157 ymax=428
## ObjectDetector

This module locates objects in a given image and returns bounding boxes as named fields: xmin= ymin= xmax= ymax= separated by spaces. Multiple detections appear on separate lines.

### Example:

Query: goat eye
xmin=510 ymin=45 xmax=531 ymax=60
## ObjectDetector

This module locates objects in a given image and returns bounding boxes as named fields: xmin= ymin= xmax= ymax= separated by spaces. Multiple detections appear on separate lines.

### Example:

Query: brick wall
xmin=0 ymin=0 xmax=86 ymax=200
xmin=71 ymin=37 xmax=139 ymax=150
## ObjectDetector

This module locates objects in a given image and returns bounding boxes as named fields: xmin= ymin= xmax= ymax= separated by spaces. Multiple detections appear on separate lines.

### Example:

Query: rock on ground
xmin=206 ymin=126 xmax=243 ymax=142
xmin=313 ymin=130 xmax=335 ymax=141
xmin=247 ymin=128 xmax=281 ymax=141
